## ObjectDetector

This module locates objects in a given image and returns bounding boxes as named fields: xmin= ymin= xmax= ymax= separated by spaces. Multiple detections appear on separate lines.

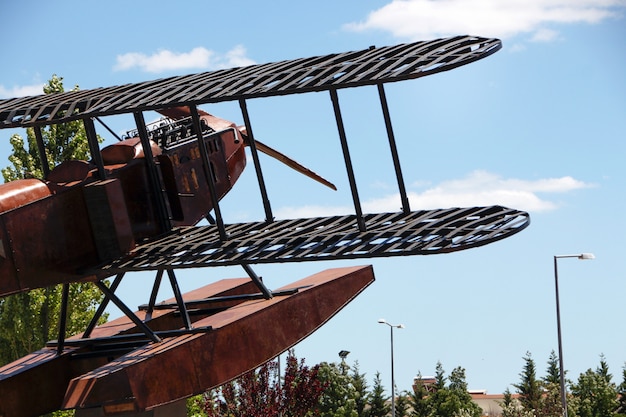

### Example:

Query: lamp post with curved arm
xmin=553 ymin=253 xmax=594 ymax=417
xmin=378 ymin=319 xmax=404 ymax=417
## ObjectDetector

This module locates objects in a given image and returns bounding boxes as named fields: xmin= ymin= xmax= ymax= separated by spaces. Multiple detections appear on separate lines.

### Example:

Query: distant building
xmin=413 ymin=376 xmax=519 ymax=417
xmin=469 ymin=390 xmax=520 ymax=417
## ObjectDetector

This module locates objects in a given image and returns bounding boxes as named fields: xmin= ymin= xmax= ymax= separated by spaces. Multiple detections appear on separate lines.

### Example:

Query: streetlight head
xmin=578 ymin=253 xmax=595 ymax=260
xmin=397 ymin=324 xmax=405 ymax=329
xmin=378 ymin=318 xmax=386 ymax=324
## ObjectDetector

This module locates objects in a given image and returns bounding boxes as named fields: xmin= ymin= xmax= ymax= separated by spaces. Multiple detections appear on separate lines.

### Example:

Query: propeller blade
xmin=239 ymin=127 xmax=337 ymax=191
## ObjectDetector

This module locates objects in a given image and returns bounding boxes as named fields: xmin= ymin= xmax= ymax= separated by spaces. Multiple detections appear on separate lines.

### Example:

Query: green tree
xmin=571 ymin=357 xmax=618 ymax=417
xmin=0 ymin=75 xmax=107 ymax=367
xmin=351 ymin=361 xmax=369 ymax=417
xmin=514 ymin=352 xmax=543 ymax=413
xmin=409 ymin=373 xmax=431 ymax=417
xmin=616 ymin=364 xmax=626 ymax=416
xmin=448 ymin=366 xmax=482 ymax=417
xmin=0 ymin=284 xmax=105 ymax=365
xmin=544 ymin=350 xmax=561 ymax=386
xmin=395 ymin=391 xmax=410 ymax=417
xmin=434 ymin=361 xmax=447 ymax=391
xmin=540 ymin=351 xmax=565 ymax=417
xmin=428 ymin=365 xmax=481 ymax=417
xmin=317 ymin=361 xmax=358 ymax=417
xmin=366 ymin=371 xmax=390 ymax=417
xmin=2 ymin=75 xmax=94 ymax=182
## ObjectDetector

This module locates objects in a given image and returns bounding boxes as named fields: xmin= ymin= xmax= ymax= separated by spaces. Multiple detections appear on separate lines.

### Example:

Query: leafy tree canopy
xmin=0 ymin=75 xmax=107 ymax=367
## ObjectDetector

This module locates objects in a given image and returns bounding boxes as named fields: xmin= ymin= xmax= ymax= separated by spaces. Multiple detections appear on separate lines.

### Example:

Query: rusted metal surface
xmin=0 ymin=36 xmax=500 ymax=129
xmin=0 ymin=277 xmax=259 ymax=417
xmin=63 ymin=265 xmax=374 ymax=412
xmin=96 ymin=206 xmax=530 ymax=274
xmin=0 ymin=115 xmax=246 ymax=297
xmin=0 ymin=34 xmax=526 ymax=416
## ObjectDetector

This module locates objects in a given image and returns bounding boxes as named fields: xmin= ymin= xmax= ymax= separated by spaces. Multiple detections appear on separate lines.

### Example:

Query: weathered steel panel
xmin=63 ymin=265 xmax=374 ymax=411
xmin=0 ymin=277 xmax=257 ymax=417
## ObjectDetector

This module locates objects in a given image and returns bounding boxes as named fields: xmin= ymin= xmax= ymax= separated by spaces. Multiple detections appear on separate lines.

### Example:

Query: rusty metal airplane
xmin=0 ymin=35 xmax=530 ymax=416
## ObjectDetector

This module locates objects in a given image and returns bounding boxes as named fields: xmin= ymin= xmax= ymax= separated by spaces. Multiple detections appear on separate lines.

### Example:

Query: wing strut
xmin=166 ymin=269 xmax=192 ymax=330
xmin=189 ymin=105 xmax=228 ymax=240
xmin=56 ymin=283 xmax=70 ymax=354
xmin=84 ymin=118 xmax=107 ymax=180
xmin=377 ymin=83 xmax=411 ymax=214
xmin=33 ymin=126 xmax=51 ymax=178
xmin=239 ymin=98 xmax=274 ymax=222
xmin=134 ymin=111 xmax=171 ymax=234
xmin=330 ymin=89 xmax=365 ymax=232
xmin=145 ymin=270 xmax=165 ymax=321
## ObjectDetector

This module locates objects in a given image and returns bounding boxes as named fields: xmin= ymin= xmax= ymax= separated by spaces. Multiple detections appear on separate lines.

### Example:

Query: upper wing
xmin=0 ymin=36 xmax=500 ymax=129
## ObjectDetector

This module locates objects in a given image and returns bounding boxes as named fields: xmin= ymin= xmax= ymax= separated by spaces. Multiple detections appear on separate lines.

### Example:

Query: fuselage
xmin=0 ymin=111 xmax=246 ymax=297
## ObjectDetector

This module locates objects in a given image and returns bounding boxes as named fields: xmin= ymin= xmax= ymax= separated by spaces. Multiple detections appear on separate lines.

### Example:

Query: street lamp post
xmin=378 ymin=319 xmax=404 ymax=417
xmin=553 ymin=253 xmax=594 ymax=417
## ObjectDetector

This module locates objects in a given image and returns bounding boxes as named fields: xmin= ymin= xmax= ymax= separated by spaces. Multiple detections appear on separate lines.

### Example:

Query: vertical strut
xmin=133 ymin=111 xmax=171 ymax=234
xmin=239 ymin=99 xmax=274 ymax=223
xmin=330 ymin=89 xmax=365 ymax=231
xmin=33 ymin=126 xmax=50 ymax=178
xmin=145 ymin=269 xmax=165 ymax=321
xmin=84 ymin=117 xmax=107 ymax=180
xmin=56 ymin=283 xmax=70 ymax=355
xmin=189 ymin=105 xmax=228 ymax=241
xmin=166 ymin=269 xmax=192 ymax=330
xmin=377 ymin=84 xmax=410 ymax=213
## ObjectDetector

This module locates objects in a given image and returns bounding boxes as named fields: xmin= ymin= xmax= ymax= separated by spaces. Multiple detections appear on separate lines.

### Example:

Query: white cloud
xmin=344 ymin=0 xmax=626 ymax=41
xmin=274 ymin=170 xmax=594 ymax=219
xmin=0 ymin=83 xmax=45 ymax=99
xmin=114 ymin=45 xmax=256 ymax=73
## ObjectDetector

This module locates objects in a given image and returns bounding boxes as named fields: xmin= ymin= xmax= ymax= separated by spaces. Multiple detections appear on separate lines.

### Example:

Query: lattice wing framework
xmin=94 ymin=206 xmax=529 ymax=274
xmin=0 ymin=36 xmax=501 ymax=129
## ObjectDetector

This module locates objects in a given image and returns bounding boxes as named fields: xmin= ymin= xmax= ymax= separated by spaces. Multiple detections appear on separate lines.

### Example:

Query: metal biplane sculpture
xmin=0 ymin=35 xmax=530 ymax=416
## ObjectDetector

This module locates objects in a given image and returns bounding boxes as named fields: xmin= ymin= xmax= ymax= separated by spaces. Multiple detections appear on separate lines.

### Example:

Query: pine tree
xmin=541 ymin=350 xmax=565 ymax=417
xmin=395 ymin=391 xmax=410 ymax=417
xmin=409 ymin=372 xmax=431 ymax=417
xmin=367 ymin=371 xmax=390 ymax=417
xmin=513 ymin=351 xmax=543 ymax=413
xmin=352 ymin=361 xmax=370 ymax=417
xmin=435 ymin=361 xmax=447 ymax=391
xmin=544 ymin=350 xmax=561 ymax=385
xmin=448 ymin=366 xmax=482 ymax=417
xmin=616 ymin=363 xmax=626 ymax=416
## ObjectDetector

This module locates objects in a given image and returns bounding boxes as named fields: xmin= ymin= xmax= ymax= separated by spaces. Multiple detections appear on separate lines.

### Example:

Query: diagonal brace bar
xmin=241 ymin=263 xmax=273 ymax=299
xmin=95 ymin=281 xmax=161 ymax=343
xmin=83 ymin=274 xmax=125 ymax=338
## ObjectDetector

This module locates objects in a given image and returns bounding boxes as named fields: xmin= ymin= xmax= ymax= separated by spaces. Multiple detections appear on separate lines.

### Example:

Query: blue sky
xmin=1 ymin=0 xmax=625 ymax=396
